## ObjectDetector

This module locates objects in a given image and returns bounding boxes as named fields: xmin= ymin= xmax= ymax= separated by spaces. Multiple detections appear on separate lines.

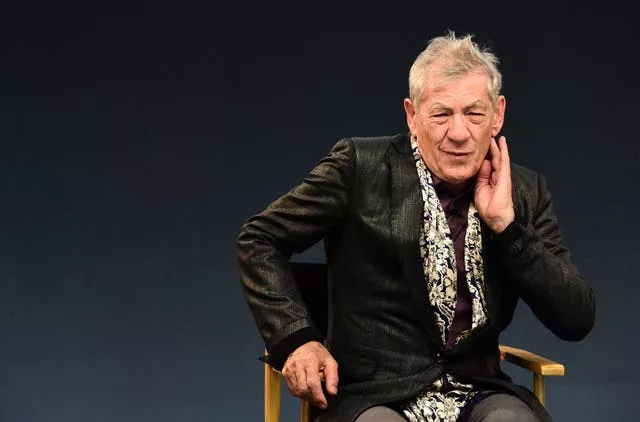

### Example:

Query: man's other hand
xmin=281 ymin=341 xmax=339 ymax=409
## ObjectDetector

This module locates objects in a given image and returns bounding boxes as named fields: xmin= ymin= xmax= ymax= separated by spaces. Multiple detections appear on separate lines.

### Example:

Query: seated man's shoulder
xmin=349 ymin=132 xmax=407 ymax=152
xmin=511 ymin=162 xmax=557 ymax=209
xmin=344 ymin=133 xmax=409 ymax=164
xmin=511 ymin=162 xmax=541 ymax=188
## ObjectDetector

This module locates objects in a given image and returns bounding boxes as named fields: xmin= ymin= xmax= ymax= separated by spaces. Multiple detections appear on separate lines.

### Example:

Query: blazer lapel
xmin=388 ymin=136 xmax=442 ymax=346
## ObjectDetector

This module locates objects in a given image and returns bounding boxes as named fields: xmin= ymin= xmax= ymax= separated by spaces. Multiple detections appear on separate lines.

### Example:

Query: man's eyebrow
xmin=428 ymin=100 xmax=488 ymax=113
xmin=428 ymin=103 xmax=453 ymax=112
xmin=463 ymin=100 xmax=488 ymax=111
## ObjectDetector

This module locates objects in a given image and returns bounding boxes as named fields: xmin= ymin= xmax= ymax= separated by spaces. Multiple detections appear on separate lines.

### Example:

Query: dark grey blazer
xmin=236 ymin=132 xmax=595 ymax=422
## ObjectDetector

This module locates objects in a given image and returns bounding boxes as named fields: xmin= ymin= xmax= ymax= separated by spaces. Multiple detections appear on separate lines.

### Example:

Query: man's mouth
xmin=443 ymin=151 xmax=472 ymax=156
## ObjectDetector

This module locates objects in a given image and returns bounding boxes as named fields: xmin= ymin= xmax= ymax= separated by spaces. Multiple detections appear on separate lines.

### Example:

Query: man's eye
xmin=433 ymin=113 xmax=448 ymax=117
xmin=468 ymin=112 xmax=484 ymax=116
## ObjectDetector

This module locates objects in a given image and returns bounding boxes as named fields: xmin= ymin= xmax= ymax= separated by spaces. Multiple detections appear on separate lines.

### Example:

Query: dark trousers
xmin=353 ymin=394 xmax=539 ymax=422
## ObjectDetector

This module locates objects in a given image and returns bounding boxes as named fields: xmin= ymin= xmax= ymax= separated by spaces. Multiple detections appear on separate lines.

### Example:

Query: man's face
xmin=404 ymin=69 xmax=505 ymax=189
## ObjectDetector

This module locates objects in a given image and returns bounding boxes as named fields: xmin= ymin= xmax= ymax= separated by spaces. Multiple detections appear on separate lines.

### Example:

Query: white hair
xmin=409 ymin=31 xmax=503 ymax=108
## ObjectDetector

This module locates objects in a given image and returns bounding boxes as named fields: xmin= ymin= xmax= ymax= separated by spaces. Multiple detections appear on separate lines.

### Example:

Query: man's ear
xmin=404 ymin=98 xmax=417 ymax=135
xmin=491 ymin=95 xmax=506 ymax=137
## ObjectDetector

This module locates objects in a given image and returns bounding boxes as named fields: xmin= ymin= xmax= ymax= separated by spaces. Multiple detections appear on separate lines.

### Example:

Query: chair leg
xmin=533 ymin=373 xmax=545 ymax=407
xmin=301 ymin=400 xmax=311 ymax=422
xmin=265 ymin=363 xmax=281 ymax=422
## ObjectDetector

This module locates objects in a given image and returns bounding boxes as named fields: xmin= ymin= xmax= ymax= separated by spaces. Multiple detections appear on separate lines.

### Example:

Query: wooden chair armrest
xmin=269 ymin=347 xmax=563 ymax=377
xmin=270 ymin=347 xmax=564 ymax=377
xmin=499 ymin=344 xmax=565 ymax=376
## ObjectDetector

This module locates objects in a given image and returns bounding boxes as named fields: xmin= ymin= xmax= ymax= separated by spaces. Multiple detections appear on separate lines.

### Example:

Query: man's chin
xmin=440 ymin=170 xmax=475 ymax=186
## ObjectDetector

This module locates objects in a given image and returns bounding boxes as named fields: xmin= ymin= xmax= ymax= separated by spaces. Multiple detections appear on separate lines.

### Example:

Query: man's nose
xmin=447 ymin=113 xmax=470 ymax=143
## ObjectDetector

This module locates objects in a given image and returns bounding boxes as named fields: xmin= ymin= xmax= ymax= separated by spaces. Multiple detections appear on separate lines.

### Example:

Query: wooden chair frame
xmin=260 ymin=263 xmax=565 ymax=421
xmin=264 ymin=345 xmax=564 ymax=422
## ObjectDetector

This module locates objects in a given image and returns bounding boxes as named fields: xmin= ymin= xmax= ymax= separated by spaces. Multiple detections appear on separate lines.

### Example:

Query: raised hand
xmin=282 ymin=341 xmax=339 ymax=409
xmin=474 ymin=136 xmax=515 ymax=233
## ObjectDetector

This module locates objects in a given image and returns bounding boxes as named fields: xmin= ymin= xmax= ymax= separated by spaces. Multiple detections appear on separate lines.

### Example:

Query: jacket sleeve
xmin=236 ymin=139 xmax=355 ymax=368
xmin=489 ymin=173 xmax=596 ymax=341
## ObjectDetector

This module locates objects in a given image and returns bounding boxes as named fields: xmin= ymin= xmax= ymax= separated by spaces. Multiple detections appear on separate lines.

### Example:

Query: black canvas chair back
xmin=290 ymin=261 xmax=328 ymax=338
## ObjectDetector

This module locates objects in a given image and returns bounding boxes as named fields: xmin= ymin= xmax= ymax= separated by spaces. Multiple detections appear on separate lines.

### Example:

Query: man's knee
xmin=477 ymin=407 xmax=538 ymax=422
xmin=354 ymin=406 xmax=407 ymax=422
xmin=469 ymin=394 xmax=539 ymax=422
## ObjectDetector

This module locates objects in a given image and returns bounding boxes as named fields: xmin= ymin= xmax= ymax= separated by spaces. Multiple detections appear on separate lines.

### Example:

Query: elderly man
xmin=236 ymin=31 xmax=595 ymax=422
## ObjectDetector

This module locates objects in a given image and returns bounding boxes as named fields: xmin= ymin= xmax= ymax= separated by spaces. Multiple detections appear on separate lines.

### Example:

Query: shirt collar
xmin=429 ymin=170 xmax=475 ymax=198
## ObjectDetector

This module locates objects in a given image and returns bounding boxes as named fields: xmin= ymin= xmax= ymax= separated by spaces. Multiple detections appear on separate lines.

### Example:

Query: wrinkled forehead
xmin=421 ymin=67 xmax=492 ymax=104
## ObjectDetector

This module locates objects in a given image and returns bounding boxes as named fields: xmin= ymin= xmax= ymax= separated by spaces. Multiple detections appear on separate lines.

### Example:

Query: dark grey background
xmin=1 ymin=4 xmax=638 ymax=421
